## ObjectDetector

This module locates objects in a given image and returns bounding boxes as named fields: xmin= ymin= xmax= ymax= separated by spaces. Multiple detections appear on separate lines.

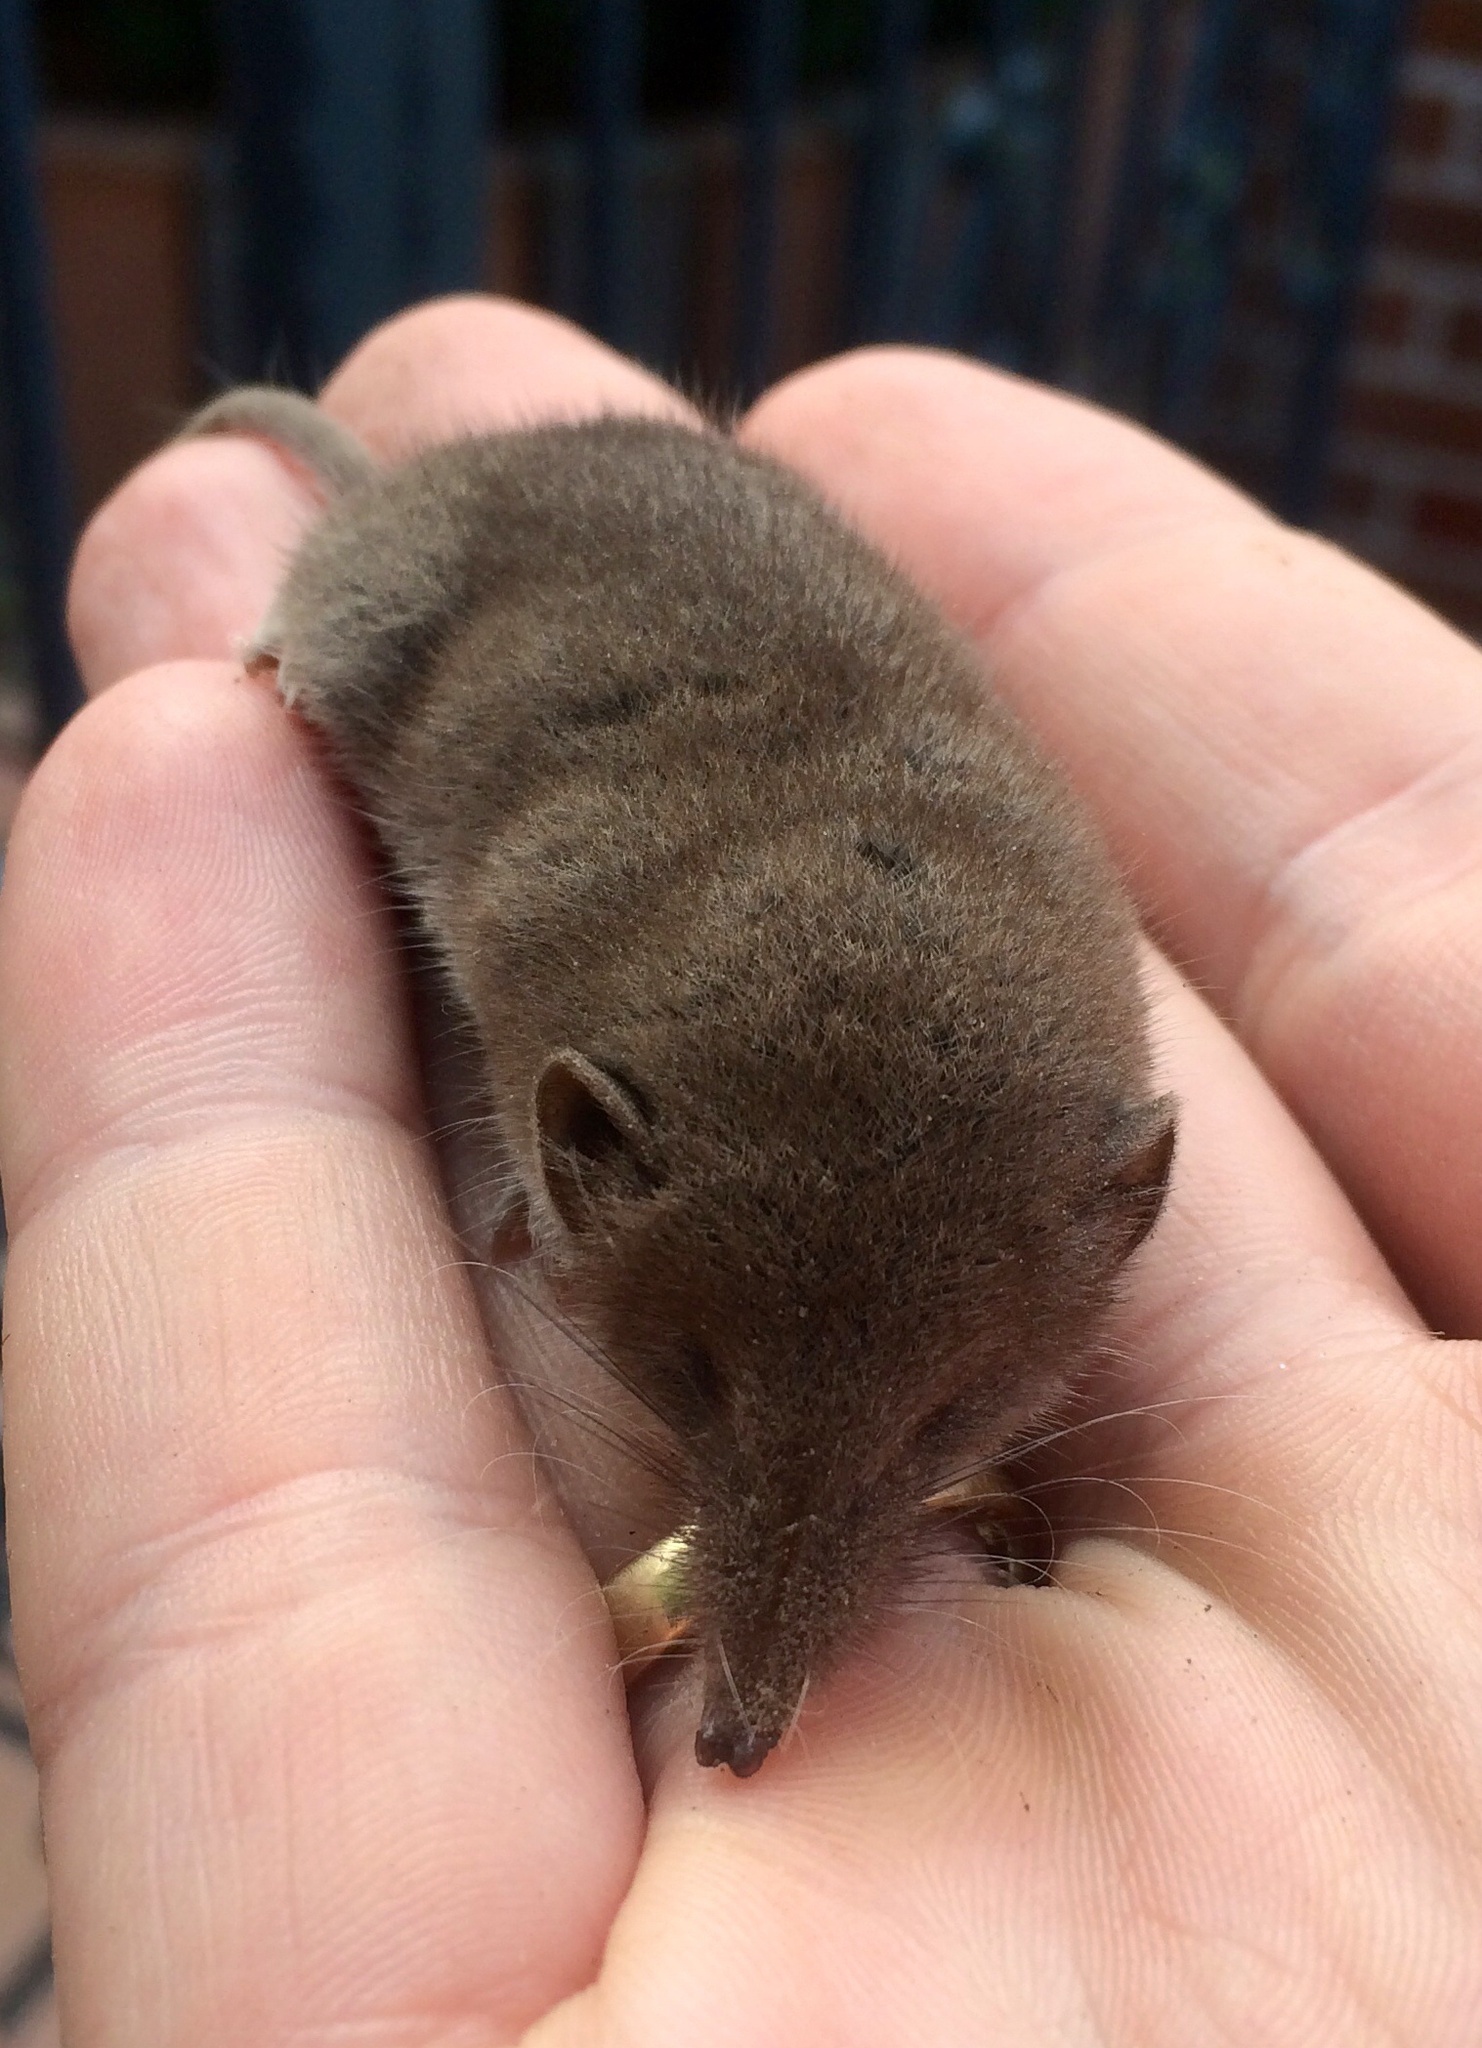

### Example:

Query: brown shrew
xmin=183 ymin=386 xmax=1176 ymax=1778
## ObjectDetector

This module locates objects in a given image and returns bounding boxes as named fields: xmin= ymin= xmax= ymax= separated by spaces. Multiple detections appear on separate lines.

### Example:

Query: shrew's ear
xmin=1104 ymin=1094 xmax=1178 ymax=1255
xmin=533 ymin=1048 xmax=659 ymax=1234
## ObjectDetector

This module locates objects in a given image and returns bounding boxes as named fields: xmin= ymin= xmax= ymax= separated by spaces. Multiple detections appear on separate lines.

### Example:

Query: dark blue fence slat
xmin=738 ymin=0 xmax=801 ymax=399
xmin=1147 ymin=0 xmax=1265 ymax=440
xmin=582 ymin=0 xmax=643 ymax=353
xmin=220 ymin=0 xmax=489 ymax=386
xmin=0 ymin=0 xmax=83 ymax=741
xmin=0 ymin=0 xmax=1413 ymax=649
xmin=1277 ymin=0 xmax=1414 ymax=523
xmin=399 ymin=0 xmax=494 ymax=304
xmin=921 ymin=82 xmax=1002 ymax=356
xmin=1091 ymin=0 xmax=1172 ymax=383
xmin=922 ymin=4 xmax=1080 ymax=370
xmin=1024 ymin=1 xmax=1105 ymax=379
xmin=848 ymin=0 xmax=931 ymax=346
xmin=222 ymin=0 xmax=403 ymax=381
xmin=930 ymin=9 xmax=1018 ymax=361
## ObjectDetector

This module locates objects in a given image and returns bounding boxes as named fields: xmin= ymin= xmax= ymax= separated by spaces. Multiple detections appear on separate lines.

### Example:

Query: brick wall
xmin=1329 ymin=0 xmax=1482 ymax=636
xmin=27 ymin=9 xmax=1482 ymax=641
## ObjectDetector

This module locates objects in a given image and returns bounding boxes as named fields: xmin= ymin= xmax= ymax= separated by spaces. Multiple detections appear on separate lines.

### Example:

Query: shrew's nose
xmin=694 ymin=1701 xmax=778 ymax=1778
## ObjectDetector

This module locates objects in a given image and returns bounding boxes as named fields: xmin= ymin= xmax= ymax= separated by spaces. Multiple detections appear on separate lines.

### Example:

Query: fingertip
xmin=744 ymin=341 xmax=1008 ymax=444
xmin=67 ymin=299 xmax=701 ymax=693
xmin=3 ymin=657 xmax=239 ymax=899
xmin=741 ymin=344 xmax=1256 ymax=628
xmin=68 ymin=437 xmax=320 ymax=691
xmin=0 ymin=657 xmax=414 ymax=1226
xmin=321 ymin=293 xmax=701 ymax=459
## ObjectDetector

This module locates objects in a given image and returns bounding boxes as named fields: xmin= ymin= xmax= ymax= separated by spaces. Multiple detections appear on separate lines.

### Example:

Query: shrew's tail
xmin=180 ymin=386 xmax=377 ymax=499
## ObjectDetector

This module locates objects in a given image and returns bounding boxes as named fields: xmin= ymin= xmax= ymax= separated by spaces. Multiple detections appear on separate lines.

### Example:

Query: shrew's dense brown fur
xmin=187 ymin=389 xmax=1175 ymax=1777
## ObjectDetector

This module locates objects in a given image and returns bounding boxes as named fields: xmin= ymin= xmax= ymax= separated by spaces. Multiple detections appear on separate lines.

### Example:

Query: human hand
xmin=3 ymin=297 xmax=1480 ymax=2045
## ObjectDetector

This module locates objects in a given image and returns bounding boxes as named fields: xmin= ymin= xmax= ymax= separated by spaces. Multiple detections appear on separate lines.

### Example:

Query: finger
xmin=741 ymin=349 xmax=1482 ymax=1334
xmin=0 ymin=664 xmax=641 ymax=2045
xmin=318 ymin=292 xmax=698 ymax=460
xmin=67 ymin=437 xmax=322 ymax=694
xmin=532 ymin=1546 xmax=1481 ymax=2048
xmin=608 ymin=939 xmax=1469 ymax=1842
xmin=1018 ymin=952 xmax=1482 ymax=1853
xmin=528 ymin=963 xmax=1481 ymax=2048
xmin=68 ymin=295 xmax=698 ymax=694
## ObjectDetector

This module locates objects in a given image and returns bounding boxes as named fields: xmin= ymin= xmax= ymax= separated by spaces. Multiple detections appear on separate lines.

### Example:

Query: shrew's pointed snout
xmin=693 ymin=1629 xmax=810 ymax=1777
xmin=686 ymin=1487 xmax=900 ymax=1775
xmin=695 ymin=1698 xmax=778 ymax=1777
xmin=694 ymin=1638 xmax=811 ymax=1775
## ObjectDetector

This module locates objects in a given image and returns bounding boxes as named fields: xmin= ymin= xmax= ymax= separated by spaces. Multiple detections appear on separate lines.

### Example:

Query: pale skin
xmin=1 ymin=296 xmax=1480 ymax=2046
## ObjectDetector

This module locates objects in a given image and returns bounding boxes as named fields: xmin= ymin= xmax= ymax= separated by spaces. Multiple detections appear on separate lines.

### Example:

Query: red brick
xmin=1449 ymin=305 xmax=1482 ymax=362
xmin=1376 ymin=191 xmax=1482 ymax=265
xmin=1343 ymin=385 xmax=1482 ymax=458
xmin=1415 ymin=488 xmax=1482 ymax=544
xmin=1415 ymin=2 xmax=1482 ymax=60
xmin=1359 ymin=287 xmax=1411 ymax=344
xmin=1394 ymin=92 xmax=1452 ymax=160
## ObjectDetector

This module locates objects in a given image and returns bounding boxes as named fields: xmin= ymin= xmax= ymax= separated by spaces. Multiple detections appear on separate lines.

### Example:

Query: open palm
xmin=2 ymin=299 xmax=1479 ymax=2046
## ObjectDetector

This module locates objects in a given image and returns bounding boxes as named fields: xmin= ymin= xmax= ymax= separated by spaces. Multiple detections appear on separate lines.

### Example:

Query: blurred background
xmin=7 ymin=0 xmax=1482 ymax=751
xmin=0 ymin=0 xmax=1479 ymax=2034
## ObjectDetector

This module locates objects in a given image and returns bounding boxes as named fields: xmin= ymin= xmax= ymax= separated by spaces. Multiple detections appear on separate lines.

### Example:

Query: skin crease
xmin=0 ymin=296 xmax=1471 ymax=2041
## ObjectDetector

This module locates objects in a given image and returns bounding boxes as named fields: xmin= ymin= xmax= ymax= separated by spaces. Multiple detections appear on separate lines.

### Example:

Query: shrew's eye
xmin=647 ymin=1342 xmax=725 ymax=1433
xmin=918 ymin=1399 xmax=968 ymax=1452
xmin=682 ymin=1341 xmax=723 ymax=1412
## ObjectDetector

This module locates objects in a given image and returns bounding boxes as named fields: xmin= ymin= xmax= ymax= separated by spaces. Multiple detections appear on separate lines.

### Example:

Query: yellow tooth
xmin=602 ymin=1475 xmax=1022 ymax=1686
xmin=603 ymin=1531 xmax=694 ymax=1679
xmin=923 ymin=1470 xmax=1013 ymax=1519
